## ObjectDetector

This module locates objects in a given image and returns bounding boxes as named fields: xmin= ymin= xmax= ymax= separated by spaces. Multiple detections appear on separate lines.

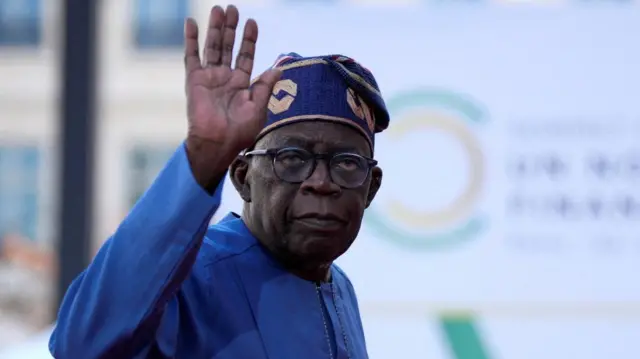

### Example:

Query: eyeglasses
xmin=244 ymin=147 xmax=378 ymax=189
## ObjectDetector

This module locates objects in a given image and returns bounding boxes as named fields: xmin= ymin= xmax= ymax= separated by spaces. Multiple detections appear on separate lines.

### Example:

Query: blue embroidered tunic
xmin=49 ymin=144 xmax=369 ymax=359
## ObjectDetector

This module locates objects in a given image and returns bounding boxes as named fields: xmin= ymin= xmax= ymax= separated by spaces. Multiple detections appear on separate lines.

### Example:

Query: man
xmin=50 ymin=5 xmax=389 ymax=359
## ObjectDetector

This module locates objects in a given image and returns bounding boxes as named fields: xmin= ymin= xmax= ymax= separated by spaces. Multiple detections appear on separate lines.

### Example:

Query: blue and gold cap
xmin=253 ymin=53 xmax=389 ymax=151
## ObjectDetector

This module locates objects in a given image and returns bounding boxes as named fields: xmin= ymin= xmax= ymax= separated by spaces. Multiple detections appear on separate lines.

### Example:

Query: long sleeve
xmin=49 ymin=143 xmax=225 ymax=359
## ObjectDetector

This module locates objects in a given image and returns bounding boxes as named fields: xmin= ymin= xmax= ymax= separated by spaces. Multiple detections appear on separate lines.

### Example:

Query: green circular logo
xmin=365 ymin=89 xmax=489 ymax=250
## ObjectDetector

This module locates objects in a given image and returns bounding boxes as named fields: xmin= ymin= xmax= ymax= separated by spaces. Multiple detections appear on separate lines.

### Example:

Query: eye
xmin=334 ymin=156 xmax=363 ymax=171
xmin=277 ymin=150 xmax=308 ymax=167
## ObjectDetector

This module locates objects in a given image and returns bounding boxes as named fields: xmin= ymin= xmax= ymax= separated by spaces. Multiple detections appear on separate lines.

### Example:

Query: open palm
xmin=184 ymin=5 xmax=281 ymax=155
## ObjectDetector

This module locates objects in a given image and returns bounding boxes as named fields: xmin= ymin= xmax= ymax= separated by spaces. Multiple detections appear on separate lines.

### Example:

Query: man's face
xmin=231 ymin=121 xmax=383 ymax=268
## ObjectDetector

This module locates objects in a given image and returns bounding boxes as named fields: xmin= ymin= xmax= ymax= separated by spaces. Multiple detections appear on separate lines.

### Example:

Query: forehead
xmin=260 ymin=121 xmax=371 ymax=155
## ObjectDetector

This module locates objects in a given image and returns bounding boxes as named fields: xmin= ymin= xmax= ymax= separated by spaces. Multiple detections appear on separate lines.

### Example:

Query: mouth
xmin=293 ymin=214 xmax=346 ymax=231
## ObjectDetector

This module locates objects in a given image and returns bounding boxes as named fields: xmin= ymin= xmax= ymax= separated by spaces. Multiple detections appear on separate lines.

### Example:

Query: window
xmin=0 ymin=0 xmax=41 ymax=47
xmin=127 ymin=145 xmax=177 ymax=208
xmin=134 ymin=0 xmax=189 ymax=49
xmin=0 ymin=146 xmax=40 ymax=242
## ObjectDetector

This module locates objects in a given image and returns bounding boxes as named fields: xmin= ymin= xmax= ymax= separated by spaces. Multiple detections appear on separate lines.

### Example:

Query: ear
xmin=365 ymin=166 xmax=382 ymax=208
xmin=230 ymin=156 xmax=252 ymax=203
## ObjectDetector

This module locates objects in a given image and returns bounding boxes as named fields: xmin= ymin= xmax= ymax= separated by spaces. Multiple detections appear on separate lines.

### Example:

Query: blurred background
xmin=1 ymin=0 xmax=640 ymax=358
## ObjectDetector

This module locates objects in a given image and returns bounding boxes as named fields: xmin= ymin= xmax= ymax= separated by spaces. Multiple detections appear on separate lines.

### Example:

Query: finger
xmin=250 ymin=69 xmax=282 ymax=109
xmin=203 ymin=6 xmax=225 ymax=67
xmin=234 ymin=19 xmax=258 ymax=76
xmin=220 ymin=5 xmax=239 ymax=67
xmin=183 ymin=18 xmax=201 ymax=75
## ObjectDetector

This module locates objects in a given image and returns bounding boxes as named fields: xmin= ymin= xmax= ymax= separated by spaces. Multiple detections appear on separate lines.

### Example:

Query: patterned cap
xmin=252 ymin=53 xmax=389 ymax=151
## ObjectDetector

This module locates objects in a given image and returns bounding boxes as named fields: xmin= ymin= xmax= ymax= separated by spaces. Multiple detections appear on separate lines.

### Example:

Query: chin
xmin=290 ymin=234 xmax=349 ymax=263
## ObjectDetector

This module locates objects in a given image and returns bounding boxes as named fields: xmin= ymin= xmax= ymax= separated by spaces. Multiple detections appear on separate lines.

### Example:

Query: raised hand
xmin=183 ymin=5 xmax=281 ymax=189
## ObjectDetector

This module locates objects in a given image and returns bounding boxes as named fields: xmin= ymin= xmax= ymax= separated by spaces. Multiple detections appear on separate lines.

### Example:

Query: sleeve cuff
xmin=137 ymin=142 xmax=225 ymax=235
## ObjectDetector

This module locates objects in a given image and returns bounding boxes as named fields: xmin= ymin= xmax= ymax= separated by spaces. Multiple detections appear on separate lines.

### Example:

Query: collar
xmin=215 ymin=212 xmax=337 ymax=282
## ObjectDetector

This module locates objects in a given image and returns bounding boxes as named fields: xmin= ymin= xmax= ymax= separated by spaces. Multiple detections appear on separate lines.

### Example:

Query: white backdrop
xmin=211 ymin=7 xmax=640 ymax=359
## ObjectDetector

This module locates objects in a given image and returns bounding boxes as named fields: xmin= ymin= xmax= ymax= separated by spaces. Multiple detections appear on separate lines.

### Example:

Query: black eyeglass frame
xmin=243 ymin=147 xmax=378 ymax=189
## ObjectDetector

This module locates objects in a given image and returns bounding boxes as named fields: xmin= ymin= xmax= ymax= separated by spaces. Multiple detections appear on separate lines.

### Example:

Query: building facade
xmin=0 ymin=0 xmax=251 ymax=346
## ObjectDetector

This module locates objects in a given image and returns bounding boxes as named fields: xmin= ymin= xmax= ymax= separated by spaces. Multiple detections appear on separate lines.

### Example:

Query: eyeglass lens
xmin=273 ymin=148 xmax=369 ymax=188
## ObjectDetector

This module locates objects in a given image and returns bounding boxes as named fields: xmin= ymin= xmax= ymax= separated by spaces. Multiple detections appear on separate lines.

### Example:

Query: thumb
xmin=250 ymin=69 xmax=282 ymax=110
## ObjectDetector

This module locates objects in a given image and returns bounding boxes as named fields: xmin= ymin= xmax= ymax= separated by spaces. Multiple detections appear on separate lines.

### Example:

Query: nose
xmin=300 ymin=160 xmax=341 ymax=196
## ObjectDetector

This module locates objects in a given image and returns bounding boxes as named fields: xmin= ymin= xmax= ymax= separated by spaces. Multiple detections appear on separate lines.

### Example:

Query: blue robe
xmin=49 ymin=143 xmax=369 ymax=359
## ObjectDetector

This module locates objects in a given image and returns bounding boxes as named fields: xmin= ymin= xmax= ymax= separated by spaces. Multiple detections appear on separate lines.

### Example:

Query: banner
xmin=212 ymin=7 xmax=640 ymax=359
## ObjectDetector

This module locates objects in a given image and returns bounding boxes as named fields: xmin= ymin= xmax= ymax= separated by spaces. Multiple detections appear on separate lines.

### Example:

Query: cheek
xmin=253 ymin=179 xmax=296 ymax=224
xmin=268 ymin=187 xmax=295 ymax=216
xmin=347 ymin=189 xmax=369 ymax=213
xmin=343 ymin=194 xmax=368 ymax=230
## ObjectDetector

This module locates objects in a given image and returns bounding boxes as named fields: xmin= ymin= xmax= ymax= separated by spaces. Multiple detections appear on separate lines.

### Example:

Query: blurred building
xmin=0 ymin=0 xmax=245 ymax=347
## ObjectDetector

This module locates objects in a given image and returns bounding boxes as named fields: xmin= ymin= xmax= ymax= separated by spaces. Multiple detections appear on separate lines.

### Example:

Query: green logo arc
xmin=364 ymin=88 xmax=489 ymax=251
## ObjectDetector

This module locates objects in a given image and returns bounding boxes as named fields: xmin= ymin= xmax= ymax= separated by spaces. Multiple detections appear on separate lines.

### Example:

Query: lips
xmin=293 ymin=214 xmax=346 ymax=231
